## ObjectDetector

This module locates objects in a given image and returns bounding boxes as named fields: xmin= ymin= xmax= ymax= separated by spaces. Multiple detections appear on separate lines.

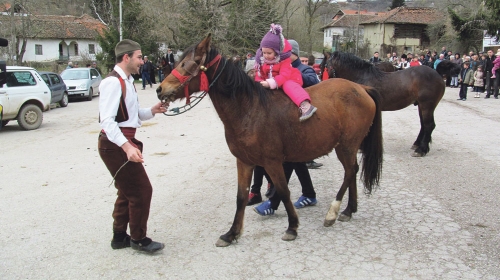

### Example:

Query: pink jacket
xmin=493 ymin=56 xmax=500 ymax=67
xmin=255 ymin=40 xmax=302 ymax=89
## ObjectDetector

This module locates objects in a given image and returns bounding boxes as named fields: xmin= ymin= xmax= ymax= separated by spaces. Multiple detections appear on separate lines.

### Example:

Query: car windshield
xmin=315 ymin=58 xmax=323 ymax=64
xmin=61 ymin=70 xmax=89 ymax=80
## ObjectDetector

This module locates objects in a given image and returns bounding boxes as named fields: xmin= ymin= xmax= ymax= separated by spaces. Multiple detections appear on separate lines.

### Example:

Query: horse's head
xmin=156 ymin=34 xmax=219 ymax=105
xmin=323 ymin=51 xmax=383 ymax=81
xmin=320 ymin=51 xmax=334 ymax=80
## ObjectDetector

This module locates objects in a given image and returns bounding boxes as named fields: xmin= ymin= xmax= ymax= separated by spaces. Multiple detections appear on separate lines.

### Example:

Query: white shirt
xmin=398 ymin=60 xmax=410 ymax=69
xmin=99 ymin=65 xmax=154 ymax=147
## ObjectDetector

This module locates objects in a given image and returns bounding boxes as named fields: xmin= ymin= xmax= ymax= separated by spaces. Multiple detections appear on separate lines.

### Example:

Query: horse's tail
xmin=360 ymin=86 xmax=383 ymax=194
xmin=436 ymin=60 xmax=461 ymax=76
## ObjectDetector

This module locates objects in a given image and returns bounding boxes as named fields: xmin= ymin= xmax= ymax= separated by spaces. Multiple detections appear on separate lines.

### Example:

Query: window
xmin=35 ymin=44 xmax=42 ymax=55
xmin=41 ymin=74 xmax=50 ymax=86
xmin=90 ymin=69 xmax=99 ymax=78
xmin=89 ymin=44 xmax=95 ymax=54
xmin=6 ymin=72 xmax=36 ymax=87
xmin=394 ymin=24 xmax=425 ymax=39
xmin=74 ymin=43 xmax=79 ymax=55
xmin=49 ymin=74 xmax=61 ymax=85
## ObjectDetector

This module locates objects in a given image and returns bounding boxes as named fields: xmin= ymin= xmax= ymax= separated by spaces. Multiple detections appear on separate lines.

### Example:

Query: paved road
xmin=0 ymin=86 xmax=499 ymax=279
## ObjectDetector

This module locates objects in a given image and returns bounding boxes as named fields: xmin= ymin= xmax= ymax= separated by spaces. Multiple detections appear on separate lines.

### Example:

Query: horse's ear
xmin=197 ymin=33 xmax=212 ymax=54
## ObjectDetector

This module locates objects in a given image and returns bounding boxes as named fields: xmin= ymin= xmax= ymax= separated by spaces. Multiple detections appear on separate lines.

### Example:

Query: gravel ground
xmin=0 ymin=85 xmax=499 ymax=279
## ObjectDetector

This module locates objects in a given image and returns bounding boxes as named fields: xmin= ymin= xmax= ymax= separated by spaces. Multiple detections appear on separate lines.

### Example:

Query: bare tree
xmin=303 ymin=0 xmax=335 ymax=54
xmin=280 ymin=0 xmax=301 ymax=39
xmin=1 ymin=1 xmax=43 ymax=65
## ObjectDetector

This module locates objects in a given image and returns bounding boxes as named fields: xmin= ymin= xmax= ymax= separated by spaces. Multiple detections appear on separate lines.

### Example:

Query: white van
xmin=0 ymin=66 xmax=51 ymax=130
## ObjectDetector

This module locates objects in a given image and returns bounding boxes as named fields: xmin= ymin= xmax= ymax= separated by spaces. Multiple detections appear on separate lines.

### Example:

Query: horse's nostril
xmin=156 ymin=86 xmax=162 ymax=94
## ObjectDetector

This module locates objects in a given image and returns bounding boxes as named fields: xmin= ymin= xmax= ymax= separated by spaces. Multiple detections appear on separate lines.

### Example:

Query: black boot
xmin=131 ymin=237 xmax=164 ymax=253
xmin=248 ymin=192 xmax=262 ymax=206
xmin=111 ymin=232 xmax=131 ymax=249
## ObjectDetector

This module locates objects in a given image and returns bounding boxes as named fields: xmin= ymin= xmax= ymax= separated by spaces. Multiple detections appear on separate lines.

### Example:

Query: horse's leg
xmin=411 ymin=106 xmax=424 ymax=150
xmin=265 ymin=164 xmax=299 ymax=241
xmin=215 ymin=159 xmax=253 ymax=247
xmin=412 ymin=104 xmax=436 ymax=157
xmin=325 ymin=146 xmax=359 ymax=226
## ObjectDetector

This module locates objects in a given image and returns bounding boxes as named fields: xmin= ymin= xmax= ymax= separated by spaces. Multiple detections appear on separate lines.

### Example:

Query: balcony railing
xmin=58 ymin=55 xmax=70 ymax=61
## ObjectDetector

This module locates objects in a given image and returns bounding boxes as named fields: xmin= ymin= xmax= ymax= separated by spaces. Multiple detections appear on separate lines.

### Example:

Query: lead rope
xmin=107 ymin=160 xmax=130 ymax=188
xmin=163 ymin=59 xmax=227 ymax=116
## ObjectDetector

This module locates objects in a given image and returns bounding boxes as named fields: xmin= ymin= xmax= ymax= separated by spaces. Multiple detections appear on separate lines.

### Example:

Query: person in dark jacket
xmin=458 ymin=62 xmax=474 ymax=101
xmin=252 ymin=39 xmax=321 ymax=216
xmin=165 ymin=49 xmax=175 ymax=69
xmin=369 ymin=52 xmax=381 ymax=64
xmin=484 ymin=49 xmax=499 ymax=98
xmin=140 ymin=56 xmax=155 ymax=89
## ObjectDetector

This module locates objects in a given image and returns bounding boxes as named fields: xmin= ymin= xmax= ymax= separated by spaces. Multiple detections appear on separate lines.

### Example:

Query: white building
xmin=0 ymin=13 xmax=107 ymax=63
xmin=321 ymin=10 xmax=383 ymax=51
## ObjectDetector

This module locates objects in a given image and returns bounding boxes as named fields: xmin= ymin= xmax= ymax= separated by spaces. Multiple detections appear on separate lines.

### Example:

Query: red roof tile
xmin=360 ymin=7 xmax=441 ymax=25
xmin=322 ymin=9 xmax=385 ymax=29
xmin=0 ymin=14 xmax=107 ymax=39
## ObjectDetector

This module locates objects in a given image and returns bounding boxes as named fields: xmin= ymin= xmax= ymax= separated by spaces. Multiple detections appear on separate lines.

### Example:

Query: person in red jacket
xmin=254 ymin=23 xmax=317 ymax=121
xmin=409 ymin=56 xmax=422 ymax=67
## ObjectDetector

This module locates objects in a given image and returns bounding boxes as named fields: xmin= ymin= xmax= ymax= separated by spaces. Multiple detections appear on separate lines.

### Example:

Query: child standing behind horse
xmin=254 ymin=23 xmax=317 ymax=121
xmin=473 ymin=65 xmax=485 ymax=97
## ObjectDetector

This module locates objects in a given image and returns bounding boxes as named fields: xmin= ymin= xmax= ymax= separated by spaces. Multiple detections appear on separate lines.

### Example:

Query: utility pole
xmin=119 ymin=0 xmax=123 ymax=41
xmin=353 ymin=0 xmax=366 ymax=55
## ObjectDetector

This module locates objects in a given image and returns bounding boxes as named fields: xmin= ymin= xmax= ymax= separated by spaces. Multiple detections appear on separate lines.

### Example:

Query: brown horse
xmin=321 ymin=51 xmax=446 ymax=157
xmin=156 ymin=35 xmax=383 ymax=247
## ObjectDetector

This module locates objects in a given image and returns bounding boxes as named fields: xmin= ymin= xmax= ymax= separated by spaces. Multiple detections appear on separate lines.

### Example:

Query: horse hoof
xmin=215 ymin=238 xmax=231 ymax=247
xmin=281 ymin=230 xmax=297 ymax=241
xmin=323 ymin=219 xmax=336 ymax=227
xmin=411 ymin=151 xmax=424 ymax=157
xmin=410 ymin=145 xmax=418 ymax=150
xmin=338 ymin=214 xmax=351 ymax=222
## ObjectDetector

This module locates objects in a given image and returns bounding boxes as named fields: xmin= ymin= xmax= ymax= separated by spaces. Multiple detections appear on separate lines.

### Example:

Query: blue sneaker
xmin=294 ymin=196 xmax=317 ymax=208
xmin=253 ymin=200 xmax=275 ymax=216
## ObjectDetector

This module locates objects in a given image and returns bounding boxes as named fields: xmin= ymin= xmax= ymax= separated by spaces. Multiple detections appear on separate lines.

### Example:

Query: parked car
xmin=312 ymin=58 xmax=324 ymax=76
xmin=0 ymin=66 xmax=51 ymax=130
xmin=39 ymin=71 xmax=69 ymax=107
xmin=60 ymin=68 xmax=102 ymax=101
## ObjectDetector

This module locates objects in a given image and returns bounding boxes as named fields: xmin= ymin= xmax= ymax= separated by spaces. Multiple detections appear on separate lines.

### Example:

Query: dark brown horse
xmin=321 ymin=51 xmax=446 ymax=157
xmin=374 ymin=61 xmax=396 ymax=72
xmin=156 ymin=35 xmax=383 ymax=247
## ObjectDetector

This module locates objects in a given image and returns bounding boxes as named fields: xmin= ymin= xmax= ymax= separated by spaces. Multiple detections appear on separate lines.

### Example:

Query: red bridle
xmin=170 ymin=54 xmax=222 ymax=104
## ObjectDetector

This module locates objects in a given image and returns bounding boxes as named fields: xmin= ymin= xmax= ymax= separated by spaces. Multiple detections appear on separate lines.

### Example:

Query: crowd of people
xmin=369 ymin=46 xmax=500 ymax=100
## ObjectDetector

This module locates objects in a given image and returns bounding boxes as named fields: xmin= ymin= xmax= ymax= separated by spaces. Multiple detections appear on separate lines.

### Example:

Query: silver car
xmin=60 ymin=68 xmax=102 ymax=101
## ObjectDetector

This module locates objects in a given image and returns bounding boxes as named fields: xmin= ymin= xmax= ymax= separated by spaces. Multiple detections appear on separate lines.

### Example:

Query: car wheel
xmin=1 ymin=120 xmax=9 ymax=127
xmin=59 ymin=92 xmax=69 ymax=107
xmin=87 ymin=88 xmax=93 ymax=101
xmin=17 ymin=104 xmax=43 ymax=130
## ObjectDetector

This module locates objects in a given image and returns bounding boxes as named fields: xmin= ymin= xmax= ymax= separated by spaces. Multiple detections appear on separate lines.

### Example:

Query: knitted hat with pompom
xmin=260 ymin=23 xmax=285 ymax=56
xmin=254 ymin=23 xmax=291 ymax=68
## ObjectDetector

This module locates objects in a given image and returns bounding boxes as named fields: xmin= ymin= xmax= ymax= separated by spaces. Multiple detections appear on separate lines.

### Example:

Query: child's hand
xmin=260 ymin=81 xmax=269 ymax=88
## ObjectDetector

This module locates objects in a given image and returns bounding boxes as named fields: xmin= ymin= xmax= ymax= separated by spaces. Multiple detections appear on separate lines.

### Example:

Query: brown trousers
xmin=98 ymin=132 xmax=152 ymax=240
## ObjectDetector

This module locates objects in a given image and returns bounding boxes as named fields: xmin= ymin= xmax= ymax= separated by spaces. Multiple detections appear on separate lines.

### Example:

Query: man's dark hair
xmin=464 ymin=61 xmax=470 ymax=66
xmin=116 ymin=51 xmax=136 ymax=63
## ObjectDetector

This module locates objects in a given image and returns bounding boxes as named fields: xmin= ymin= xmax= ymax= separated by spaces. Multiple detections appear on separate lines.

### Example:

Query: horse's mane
xmin=436 ymin=59 xmax=461 ymax=76
xmin=330 ymin=51 xmax=385 ymax=81
xmin=179 ymin=44 xmax=269 ymax=105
